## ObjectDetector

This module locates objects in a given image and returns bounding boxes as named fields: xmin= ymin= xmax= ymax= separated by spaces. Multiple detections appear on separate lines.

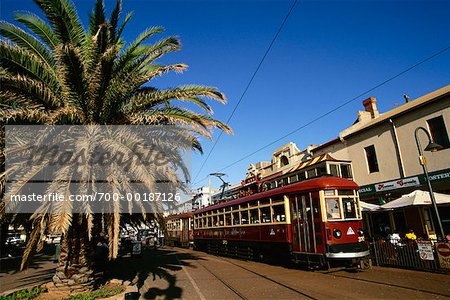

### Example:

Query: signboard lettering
xmin=417 ymin=241 xmax=434 ymax=261
xmin=375 ymin=177 xmax=420 ymax=192
xmin=437 ymin=243 xmax=450 ymax=269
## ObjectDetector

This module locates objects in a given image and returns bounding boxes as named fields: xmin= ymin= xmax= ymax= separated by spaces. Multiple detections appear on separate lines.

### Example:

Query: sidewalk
xmin=0 ymin=254 xmax=56 ymax=293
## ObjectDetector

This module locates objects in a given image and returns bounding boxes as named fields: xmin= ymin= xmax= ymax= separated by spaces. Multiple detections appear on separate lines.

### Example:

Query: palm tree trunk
xmin=52 ymin=218 xmax=95 ymax=292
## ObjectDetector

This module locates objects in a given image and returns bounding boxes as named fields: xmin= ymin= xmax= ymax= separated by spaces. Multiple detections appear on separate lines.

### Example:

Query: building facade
xmin=312 ymin=85 xmax=450 ymax=238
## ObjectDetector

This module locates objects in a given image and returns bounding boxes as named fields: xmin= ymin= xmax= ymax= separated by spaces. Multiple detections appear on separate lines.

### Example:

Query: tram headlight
xmin=333 ymin=229 xmax=342 ymax=239
xmin=358 ymin=228 xmax=364 ymax=237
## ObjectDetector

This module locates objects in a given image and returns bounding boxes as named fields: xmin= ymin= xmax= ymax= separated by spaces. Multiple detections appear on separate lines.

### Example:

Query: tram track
xmin=320 ymin=269 xmax=450 ymax=298
xmin=175 ymin=247 xmax=318 ymax=300
xmin=175 ymin=247 xmax=450 ymax=299
xmin=195 ymin=260 xmax=249 ymax=300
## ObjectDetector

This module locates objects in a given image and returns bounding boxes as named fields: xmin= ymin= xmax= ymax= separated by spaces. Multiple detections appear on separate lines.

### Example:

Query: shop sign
xmin=375 ymin=177 xmax=420 ymax=192
xmin=417 ymin=241 xmax=434 ymax=261
xmin=437 ymin=243 xmax=450 ymax=269
xmin=426 ymin=169 xmax=450 ymax=184
xmin=358 ymin=186 xmax=375 ymax=195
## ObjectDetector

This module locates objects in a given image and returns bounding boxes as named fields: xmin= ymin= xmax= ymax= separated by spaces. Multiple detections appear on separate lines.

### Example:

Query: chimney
xmin=362 ymin=97 xmax=379 ymax=119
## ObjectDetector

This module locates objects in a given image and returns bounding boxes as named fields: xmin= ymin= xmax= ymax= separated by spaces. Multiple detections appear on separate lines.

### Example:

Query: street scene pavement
xmin=0 ymin=254 xmax=56 ymax=294
xmin=4 ymin=247 xmax=448 ymax=299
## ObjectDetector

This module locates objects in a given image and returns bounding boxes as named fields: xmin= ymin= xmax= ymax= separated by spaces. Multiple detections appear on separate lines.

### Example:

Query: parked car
xmin=6 ymin=236 xmax=23 ymax=245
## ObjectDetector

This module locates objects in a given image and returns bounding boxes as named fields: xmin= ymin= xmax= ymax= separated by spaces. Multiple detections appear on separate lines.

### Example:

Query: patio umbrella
xmin=360 ymin=201 xmax=382 ymax=212
xmin=382 ymin=190 xmax=450 ymax=209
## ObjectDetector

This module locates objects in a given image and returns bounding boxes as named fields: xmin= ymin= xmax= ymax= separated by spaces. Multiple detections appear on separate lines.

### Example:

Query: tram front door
xmin=291 ymin=193 xmax=321 ymax=254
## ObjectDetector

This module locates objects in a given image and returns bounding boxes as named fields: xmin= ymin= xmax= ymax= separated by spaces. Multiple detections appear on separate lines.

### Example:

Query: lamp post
xmin=414 ymin=126 xmax=445 ymax=241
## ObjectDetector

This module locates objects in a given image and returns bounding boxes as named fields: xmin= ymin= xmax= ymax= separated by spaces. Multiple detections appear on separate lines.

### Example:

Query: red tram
xmin=165 ymin=212 xmax=194 ymax=247
xmin=192 ymin=177 xmax=370 ymax=268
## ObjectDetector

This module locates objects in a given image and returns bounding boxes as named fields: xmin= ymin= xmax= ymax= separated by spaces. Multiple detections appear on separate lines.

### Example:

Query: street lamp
xmin=414 ymin=126 xmax=445 ymax=241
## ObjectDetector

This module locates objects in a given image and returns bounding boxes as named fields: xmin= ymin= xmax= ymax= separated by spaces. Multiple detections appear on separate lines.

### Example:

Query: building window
xmin=280 ymin=155 xmax=289 ymax=167
xmin=365 ymin=145 xmax=379 ymax=173
xmin=427 ymin=116 xmax=450 ymax=149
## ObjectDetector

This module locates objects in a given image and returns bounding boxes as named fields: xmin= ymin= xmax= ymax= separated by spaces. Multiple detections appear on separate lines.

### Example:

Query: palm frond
xmin=116 ymin=11 xmax=132 ymax=42
xmin=33 ymin=0 xmax=86 ymax=46
xmin=109 ymin=0 xmax=122 ymax=42
xmin=0 ymin=21 xmax=55 ymax=69
xmin=89 ymin=0 xmax=105 ymax=37
xmin=14 ymin=12 xmax=60 ymax=50
xmin=0 ymin=42 xmax=60 ymax=91
xmin=54 ymin=44 xmax=89 ymax=120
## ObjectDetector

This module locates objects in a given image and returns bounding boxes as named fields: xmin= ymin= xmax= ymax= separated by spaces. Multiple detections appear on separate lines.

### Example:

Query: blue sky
xmin=2 ymin=0 xmax=450 ymax=190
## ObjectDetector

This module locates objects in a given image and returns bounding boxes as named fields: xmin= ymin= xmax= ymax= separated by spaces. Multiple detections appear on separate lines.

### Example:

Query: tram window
xmin=225 ymin=214 xmax=232 ymax=226
xmin=307 ymin=169 xmax=316 ymax=178
xmin=342 ymin=198 xmax=357 ymax=219
xmin=260 ymin=207 xmax=271 ymax=223
xmin=317 ymin=165 xmax=327 ymax=176
xmin=207 ymin=217 xmax=212 ymax=227
xmin=249 ymin=209 xmax=259 ymax=224
xmin=232 ymin=205 xmax=239 ymax=211
xmin=326 ymin=199 xmax=341 ymax=219
xmin=283 ymin=177 xmax=289 ymax=185
xmin=298 ymin=172 xmax=306 ymax=181
xmin=259 ymin=198 xmax=270 ymax=206
xmin=249 ymin=200 xmax=258 ymax=207
xmin=289 ymin=174 xmax=298 ymax=183
xmin=312 ymin=196 xmax=320 ymax=219
xmin=272 ymin=197 xmax=284 ymax=204
xmin=338 ymin=190 xmax=354 ymax=196
xmin=329 ymin=164 xmax=339 ymax=177
xmin=324 ymin=190 xmax=335 ymax=196
xmin=241 ymin=210 xmax=249 ymax=224
xmin=341 ymin=164 xmax=353 ymax=178
xmin=273 ymin=205 xmax=285 ymax=222
xmin=232 ymin=212 xmax=240 ymax=225
xmin=215 ymin=215 xmax=220 ymax=227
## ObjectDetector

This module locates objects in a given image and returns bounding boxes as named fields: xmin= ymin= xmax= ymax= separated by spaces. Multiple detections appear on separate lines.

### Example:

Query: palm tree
xmin=0 ymin=0 xmax=231 ymax=291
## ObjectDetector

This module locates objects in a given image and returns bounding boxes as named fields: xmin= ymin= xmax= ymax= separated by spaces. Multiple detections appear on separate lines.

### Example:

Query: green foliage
xmin=0 ymin=287 xmax=46 ymax=300
xmin=66 ymin=285 xmax=125 ymax=300
xmin=0 ymin=0 xmax=232 ymax=279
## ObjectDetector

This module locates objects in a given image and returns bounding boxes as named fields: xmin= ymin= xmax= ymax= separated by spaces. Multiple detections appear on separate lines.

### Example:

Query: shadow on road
xmin=106 ymin=247 xmax=205 ymax=299
xmin=0 ymin=254 xmax=56 ymax=293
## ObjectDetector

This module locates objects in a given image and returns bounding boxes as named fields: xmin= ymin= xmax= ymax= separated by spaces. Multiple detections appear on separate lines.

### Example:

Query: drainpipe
xmin=389 ymin=119 xmax=405 ymax=178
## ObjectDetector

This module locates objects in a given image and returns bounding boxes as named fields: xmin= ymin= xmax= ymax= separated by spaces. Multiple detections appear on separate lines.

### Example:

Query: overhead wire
xmin=192 ymin=44 xmax=450 ymax=187
xmin=192 ymin=0 xmax=299 ymax=184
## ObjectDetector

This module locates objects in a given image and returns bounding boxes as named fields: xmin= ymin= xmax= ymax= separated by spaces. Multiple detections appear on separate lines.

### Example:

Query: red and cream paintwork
xmin=193 ymin=177 xmax=369 ymax=266
xmin=165 ymin=212 xmax=193 ymax=247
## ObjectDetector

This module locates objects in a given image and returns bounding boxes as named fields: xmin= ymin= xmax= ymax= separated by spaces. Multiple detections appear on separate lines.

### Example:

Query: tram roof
xmin=166 ymin=212 xmax=193 ymax=220
xmin=194 ymin=176 xmax=358 ymax=214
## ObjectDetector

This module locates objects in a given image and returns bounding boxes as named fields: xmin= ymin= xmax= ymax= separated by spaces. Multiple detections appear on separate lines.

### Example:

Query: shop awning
xmin=360 ymin=201 xmax=382 ymax=212
xmin=381 ymin=190 xmax=450 ymax=209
